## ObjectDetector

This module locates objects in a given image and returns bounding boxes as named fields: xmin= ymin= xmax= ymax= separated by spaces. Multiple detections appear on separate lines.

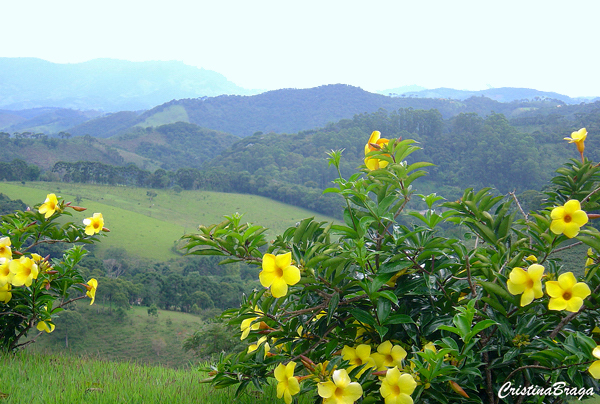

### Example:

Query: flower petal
xmin=317 ymin=381 xmax=336 ymax=399
xmin=282 ymin=265 xmax=300 ymax=286
xmin=545 ymin=281 xmax=563 ymax=298
xmin=342 ymin=382 xmax=363 ymax=402
xmin=548 ymin=297 xmax=567 ymax=311
xmin=275 ymin=252 xmax=292 ymax=269
xmin=270 ymin=277 xmax=289 ymax=298
xmin=589 ymin=360 xmax=600 ymax=379
xmin=565 ymin=297 xmax=584 ymax=313
xmin=558 ymin=272 xmax=577 ymax=290
xmin=572 ymin=282 xmax=591 ymax=299
xmin=572 ymin=210 xmax=589 ymax=226
xmin=332 ymin=369 xmax=351 ymax=388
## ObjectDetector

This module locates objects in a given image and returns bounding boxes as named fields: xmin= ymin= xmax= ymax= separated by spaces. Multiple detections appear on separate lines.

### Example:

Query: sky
xmin=2 ymin=0 xmax=600 ymax=97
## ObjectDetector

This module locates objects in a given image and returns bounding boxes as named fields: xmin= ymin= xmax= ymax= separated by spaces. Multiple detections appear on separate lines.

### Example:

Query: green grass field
xmin=0 ymin=351 xmax=312 ymax=404
xmin=0 ymin=181 xmax=337 ymax=260
xmin=27 ymin=302 xmax=205 ymax=368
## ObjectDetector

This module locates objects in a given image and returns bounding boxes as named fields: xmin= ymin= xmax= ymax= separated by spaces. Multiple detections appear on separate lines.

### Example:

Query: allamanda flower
xmin=83 ymin=213 xmax=104 ymax=235
xmin=38 ymin=193 xmax=59 ymax=218
xmin=364 ymin=131 xmax=390 ymax=170
xmin=564 ymin=128 xmax=587 ymax=160
xmin=550 ymin=199 xmax=588 ymax=238
xmin=341 ymin=344 xmax=376 ymax=377
xmin=380 ymin=366 xmax=417 ymax=404
xmin=259 ymin=252 xmax=300 ymax=298
xmin=8 ymin=256 xmax=38 ymax=287
xmin=240 ymin=306 xmax=264 ymax=340
xmin=36 ymin=320 xmax=55 ymax=333
xmin=0 ymin=283 xmax=11 ymax=304
xmin=546 ymin=272 xmax=591 ymax=312
xmin=85 ymin=278 xmax=98 ymax=305
xmin=0 ymin=258 xmax=12 ymax=287
xmin=372 ymin=340 xmax=407 ymax=370
xmin=248 ymin=336 xmax=270 ymax=357
xmin=274 ymin=361 xmax=300 ymax=404
xmin=0 ymin=237 xmax=11 ymax=260
xmin=589 ymin=346 xmax=600 ymax=379
xmin=318 ymin=368 xmax=363 ymax=404
xmin=507 ymin=264 xmax=545 ymax=306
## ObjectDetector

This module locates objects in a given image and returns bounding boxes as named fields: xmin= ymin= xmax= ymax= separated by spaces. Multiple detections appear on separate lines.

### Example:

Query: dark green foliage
xmin=0 ymin=193 xmax=26 ymax=215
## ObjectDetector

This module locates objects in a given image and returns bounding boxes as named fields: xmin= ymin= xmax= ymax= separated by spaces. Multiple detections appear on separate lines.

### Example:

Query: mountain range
xmin=0 ymin=57 xmax=259 ymax=112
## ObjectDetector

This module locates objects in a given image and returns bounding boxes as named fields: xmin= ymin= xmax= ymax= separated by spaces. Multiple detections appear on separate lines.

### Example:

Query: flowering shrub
xmin=183 ymin=130 xmax=600 ymax=403
xmin=0 ymin=194 xmax=105 ymax=351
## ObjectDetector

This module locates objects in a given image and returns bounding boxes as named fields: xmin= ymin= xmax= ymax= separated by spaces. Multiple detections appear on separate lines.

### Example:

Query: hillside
xmin=0 ymin=181 xmax=337 ymax=260
xmin=0 ymin=57 xmax=259 ymax=112
xmin=66 ymin=84 xmax=571 ymax=139
xmin=384 ymin=86 xmax=599 ymax=104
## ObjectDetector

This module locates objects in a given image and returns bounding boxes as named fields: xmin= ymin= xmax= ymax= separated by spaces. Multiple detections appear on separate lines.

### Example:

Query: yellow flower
xmin=341 ymin=344 xmax=376 ymax=377
xmin=0 ymin=237 xmax=11 ymax=260
xmin=0 ymin=283 xmax=11 ymax=303
xmin=274 ymin=362 xmax=301 ymax=404
xmin=36 ymin=320 xmax=55 ymax=333
xmin=8 ymin=256 xmax=38 ymax=287
xmin=38 ymin=194 xmax=59 ymax=218
xmin=507 ymin=264 xmax=545 ymax=306
xmin=589 ymin=346 xmax=600 ymax=379
xmin=546 ymin=272 xmax=591 ymax=312
xmin=259 ymin=252 xmax=300 ymax=298
xmin=0 ymin=258 xmax=13 ymax=287
xmin=364 ymin=131 xmax=390 ymax=170
xmin=240 ymin=306 xmax=263 ymax=340
xmin=550 ymin=199 xmax=588 ymax=238
xmin=318 ymin=368 xmax=363 ymax=404
xmin=564 ymin=128 xmax=587 ymax=156
xmin=380 ymin=366 xmax=417 ymax=404
xmin=372 ymin=340 xmax=407 ymax=370
xmin=248 ymin=336 xmax=270 ymax=357
xmin=83 ymin=213 xmax=104 ymax=235
xmin=585 ymin=248 xmax=594 ymax=276
xmin=423 ymin=342 xmax=437 ymax=353
xmin=85 ymin=278 xmax=98 ymax=305
xmin=525 ymin=255 xmax=537 ymax=262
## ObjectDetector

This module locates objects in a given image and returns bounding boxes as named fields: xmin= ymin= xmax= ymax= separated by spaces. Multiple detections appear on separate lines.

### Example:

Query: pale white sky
xmin=2 ymin=0 xmax=599 ymax=97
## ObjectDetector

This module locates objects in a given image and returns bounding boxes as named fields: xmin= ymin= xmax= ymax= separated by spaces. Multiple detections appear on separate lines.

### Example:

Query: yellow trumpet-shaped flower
xmin=507 ymin=264 xmax=545 ymax=306
xmin=0 ymin=258 xmax=13 ymax=287
xmin=38 ymin=194 xmax=59 ymax=218
xmin=564 ymin=128 xmax=587 ymax=160
xmin=240 ymin=306 xmax=263 ymax=340
xmin=83 ymin=213 xmax=104 ymax=235
xmin=380 ymin=366 xmax=417 ymax=404
xmin=372 ymin=340 xmax=407 ymax=370
xmin=364 ymin=131 xmax=390 ymax=170
xmin=589 ymin=346 xmax=600 ymax=379
xmin=259 ymin=252 xmax=300 ymax=298
xmin=550 ymin=199 xmax=588 ymax=238
xmin=546 ymin=272 xmax=590 ymax=312
xmin=36 ymin=320 xmax=55 ymax=333
xmin=274 ymin=362 xmax=300 ymax=404
xmin=8 ymin=256 xmax=38 ymax=287
xmin=585 ymin=248 xmax=594 ymax=276
xmin=0 ymin=283 xmax=12 ymax=303
xmin=85 ymin=278 xmax=98 ymax=305
xmin=247 ymin=336 xmax=270 ymax=357
xmin=341 ymin=344 xmax=376 ymax=377
xmin=0 ymin=237 xmax=11 ymax=260
xmin=318 ymin=368 xmax=363 ymax=404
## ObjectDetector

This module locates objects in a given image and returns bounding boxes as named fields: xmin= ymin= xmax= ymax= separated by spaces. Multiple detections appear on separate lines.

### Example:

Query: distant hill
xmin=0 ymin=107 xmax=103 ymax=134
xmin=0 ymin=58 xmax=259 ymax=112
xmin=70 ymin=84 xmax=571 ymax=139
xmin=389 ymin=86 xmax=598 ymax=104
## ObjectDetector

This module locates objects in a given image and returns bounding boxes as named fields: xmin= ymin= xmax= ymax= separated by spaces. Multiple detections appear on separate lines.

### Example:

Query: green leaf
xmin=350 ymin=308 xmax=376 ymax=326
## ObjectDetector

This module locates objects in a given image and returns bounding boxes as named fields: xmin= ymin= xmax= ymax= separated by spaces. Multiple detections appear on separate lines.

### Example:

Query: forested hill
xmin=69 ymin=84 xmax=570 ymax=138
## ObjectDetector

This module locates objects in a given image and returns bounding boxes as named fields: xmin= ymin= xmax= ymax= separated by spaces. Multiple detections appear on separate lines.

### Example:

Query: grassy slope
xmin=0 ymin=351 xmax=308 ymax=404
xmin=27 ymin=302 xmax=203 ymax=368
xmin=135 ymin=104 xmax=189 ymax=128
xmin=0 ymin=181 xmax=337 ymax=260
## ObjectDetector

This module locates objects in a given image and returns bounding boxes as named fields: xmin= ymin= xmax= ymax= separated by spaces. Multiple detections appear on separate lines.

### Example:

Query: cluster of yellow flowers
xmin=0 ymin=194 xmax=102 ymax=333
